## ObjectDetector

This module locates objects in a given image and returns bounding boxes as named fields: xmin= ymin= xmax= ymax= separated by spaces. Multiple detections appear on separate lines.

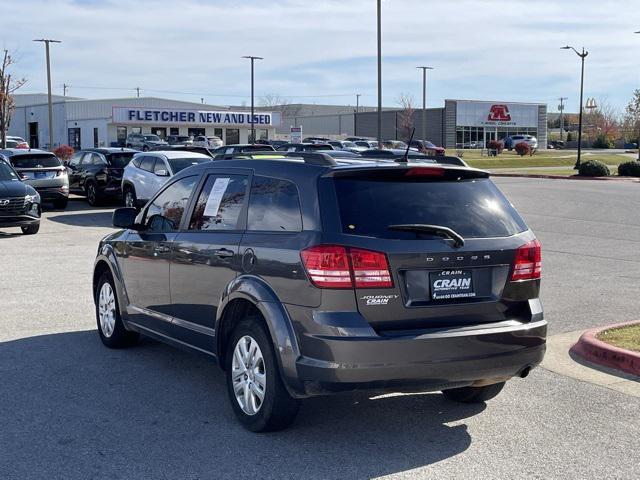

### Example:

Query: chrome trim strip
xmin=128 ymin=305 xmax=215 ymax=336
xmin=129 ymin=322 xmax=217 ymax=358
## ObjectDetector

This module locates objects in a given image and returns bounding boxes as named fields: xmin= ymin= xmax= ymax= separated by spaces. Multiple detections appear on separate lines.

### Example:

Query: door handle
xmin=214 ymin=248 xmax=234 ymax=259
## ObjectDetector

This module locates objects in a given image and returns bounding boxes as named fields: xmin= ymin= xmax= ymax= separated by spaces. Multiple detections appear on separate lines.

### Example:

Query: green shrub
xmin=566 ymin=132 xmax=574 ymax=142
xmin=618 ymin=161 xmax=640 ymax=177
xmin=514 ymin=142 xmax=531 ymax=156
xmin=578 ymin=159 xmax=610 ymax=177
xmin=592 ymin=134 xmax=614 ymax=149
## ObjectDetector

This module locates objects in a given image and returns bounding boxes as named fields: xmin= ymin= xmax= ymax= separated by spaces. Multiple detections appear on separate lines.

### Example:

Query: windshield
xmin=107 ymin=153 xmax=135 ymax=168
xmin=0 ymin=161 xmax=20 ymax=181
xmin=10 ymin=154 xmax=62 ymax=169
xmin=424 ymin=141 xmax=437 ymax=148
xmin=342 ymin=141 xmax=356 ymax=147
xmin=334 ymin=174 xmax=527 ymax=239
xmin=167 ymin=157 xmax=211 ymax=173
xmin=143 ymin=135 xmax=161 ymax=141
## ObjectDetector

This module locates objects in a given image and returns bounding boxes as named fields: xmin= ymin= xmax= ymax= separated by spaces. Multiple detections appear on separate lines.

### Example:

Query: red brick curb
xmin=570 ymin=321 xmax=640 ymax=377
xmin=491 ymin=173 xmax=639 ymax=181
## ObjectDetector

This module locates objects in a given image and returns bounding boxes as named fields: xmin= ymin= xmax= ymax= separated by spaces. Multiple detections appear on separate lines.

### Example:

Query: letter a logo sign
xmin=487 ymin=104 xmax=511 ymax=121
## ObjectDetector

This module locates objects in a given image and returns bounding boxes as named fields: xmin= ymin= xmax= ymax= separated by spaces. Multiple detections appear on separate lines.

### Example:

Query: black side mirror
xmin=112 ymin=207 xmax=139 ymax=229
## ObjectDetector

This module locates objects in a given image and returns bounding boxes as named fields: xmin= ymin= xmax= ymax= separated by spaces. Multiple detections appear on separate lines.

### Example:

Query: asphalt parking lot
xmin=1 ymin=178 xmax=639 ymax=479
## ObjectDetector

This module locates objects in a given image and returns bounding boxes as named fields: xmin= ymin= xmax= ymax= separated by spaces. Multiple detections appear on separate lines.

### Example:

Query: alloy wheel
xmin=124 ymin=191 xmax=134 ymax=208
xmin=231 ymin=335 xmax=266 ymax=415
xmin=98 ymin=282 xmax=116 ymax=338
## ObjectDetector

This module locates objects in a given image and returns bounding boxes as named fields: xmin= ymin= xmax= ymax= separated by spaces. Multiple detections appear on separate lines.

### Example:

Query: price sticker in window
xmin=203 ymin=177 xmax=231 ymax=217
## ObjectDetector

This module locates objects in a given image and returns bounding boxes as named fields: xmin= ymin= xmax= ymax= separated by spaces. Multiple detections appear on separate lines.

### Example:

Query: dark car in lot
xmin=0 ymin=149 xmax=69 ymax=209
xmin=0 ymin=158 xmax=41 ymax=234
xmin=276 ymin=143 xmax=335 ymax=152
xmin=93 ymin=152 xmax=546 ymax=432
xmin=210 ymin=144 xmax=276 ymax=160
xmin=66 ymin=148 xmax=137 ymax=206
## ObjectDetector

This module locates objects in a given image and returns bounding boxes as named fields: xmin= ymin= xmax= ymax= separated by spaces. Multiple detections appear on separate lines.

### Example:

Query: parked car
xmin=66 ymin=148 xmax=137 ymax=206
xmin=166 ymin=135 xmax=193 ymax=146
xmin=505 ymin=135 xmax=538 ymax=151
xmin=548 ymin=140 xmax=565 ymax=150
xmin=125 ymin=133 xmax=168 ymax=151
xmin=328 ymin=140 xmax=362 ymax=153
xmin=0 ymin=157 xmax=41 ymax=234
xmin=121 ymin=151 xmax=212 ymax=208
xmin=0 ymin=148 xmax=69 ymax=209
xmin=383 ymin=140 xmax=408 ymax=149
xmin=344 ymin=136 xmax=372 ymax=142
xmin=354 ymin=140 xmax=379 ymax=149
xmin=192 ymin=135 xmax=223 ymax=149
xmin=409 ymin=140 xmax=446 ymax=156
xmin=94 ymin=152 xmax=545 ymax=432
xmin=302 ymin=136 xmax=331 ymax=143
xmin=276 ymin=143 xmax=335 ymax=152
xmin=360 ymin=148 xmax=435 ymax=161
xmin=2 ymin=136 xmax=29 ymax=149
xmin=209 ymin=144 xmax=276 ymax=160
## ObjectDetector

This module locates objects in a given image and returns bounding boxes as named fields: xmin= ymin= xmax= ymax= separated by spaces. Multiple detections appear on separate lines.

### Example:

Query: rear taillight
xmin=511 ymin=239 xmax=541 ymax=281
xmin=301 ymin=245 xmax=393 ymax=289
xmin=55 ymin=169 xmax=66 ymax=177
xmin=16 ymin=142 xmax=29 ymax=149
xmin=405 ymin=167 xmax=445 ymax=177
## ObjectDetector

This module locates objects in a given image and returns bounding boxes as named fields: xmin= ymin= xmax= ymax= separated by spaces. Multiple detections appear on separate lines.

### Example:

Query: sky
xmin=2 ymin=0 xmax=640 ymax=114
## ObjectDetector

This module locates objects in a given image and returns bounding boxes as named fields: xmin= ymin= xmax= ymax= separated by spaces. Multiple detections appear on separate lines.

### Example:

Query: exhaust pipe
xmin=519 ymin=365 xmax=532 ymax=378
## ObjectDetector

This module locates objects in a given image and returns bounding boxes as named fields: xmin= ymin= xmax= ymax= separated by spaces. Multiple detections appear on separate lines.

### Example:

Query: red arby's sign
xmin=487 ymin=104 xmax=511 ymax=122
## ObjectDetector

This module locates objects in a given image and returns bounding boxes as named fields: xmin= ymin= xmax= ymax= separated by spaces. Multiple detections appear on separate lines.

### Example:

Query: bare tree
xmin=396 ymin=93 xmax=415 ymax=142
xmin=584 ymin=97 xmax=620 ymax=142
xmin=259 ymin=94 xmax=302 ymax=118
xmin=0 ymin=50 xmax=27 ymax=148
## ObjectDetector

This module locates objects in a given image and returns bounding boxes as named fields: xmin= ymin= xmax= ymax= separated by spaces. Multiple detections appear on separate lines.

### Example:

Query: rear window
xmin=333 ymin=173 xmax=526 ymax=239
xmin=9 ymin=154 xmax=61 ymax=168
xmin=248 ymin=176 xmax=302 ymax=232
xmin=167 ymin=156 xmax=211 ymax=173
xmin=107 ymin=153 xmax=135 ymax=168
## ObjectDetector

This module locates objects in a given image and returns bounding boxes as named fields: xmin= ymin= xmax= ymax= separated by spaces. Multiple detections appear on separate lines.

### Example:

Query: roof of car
xmin=138 ymin=150 xmax=211 ymax=159
xmin=82 ymin=147 xmax=138 ymax=154
xmin=0 ymin=148 xmax=55 ymax=157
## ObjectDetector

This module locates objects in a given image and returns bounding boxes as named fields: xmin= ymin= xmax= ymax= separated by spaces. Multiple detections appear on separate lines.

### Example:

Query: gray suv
xmin=93 ymin=152 xmax=546 ymax=432
xmin=125 ymin=133 xmax=168 ymax=151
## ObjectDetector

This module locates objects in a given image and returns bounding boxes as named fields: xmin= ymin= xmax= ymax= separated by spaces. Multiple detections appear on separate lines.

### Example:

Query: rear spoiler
xmin=323 ymin=163 xmax=489 ymax=179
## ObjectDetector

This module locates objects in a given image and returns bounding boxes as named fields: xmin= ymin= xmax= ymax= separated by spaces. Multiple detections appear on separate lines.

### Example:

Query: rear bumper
xmin=294 ymin=319 xmax=547 ymax=396
xmin=35 ymin=186 xmax=68 ymax=201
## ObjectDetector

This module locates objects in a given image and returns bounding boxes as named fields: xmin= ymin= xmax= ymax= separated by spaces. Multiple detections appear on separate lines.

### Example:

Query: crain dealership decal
xmin=456 ymin=101 xmax=539 ymax=128
xmin=487 ymin=104 xmax=511 ymax=122
xmin=361 ymin=294 xmax=400 ymax=306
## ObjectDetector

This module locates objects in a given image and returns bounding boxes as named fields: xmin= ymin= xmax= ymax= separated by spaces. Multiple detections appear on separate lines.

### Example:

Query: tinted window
xmin=107 ymin=152 xmax=135 ymax=168
xmin=189 ymin=174 xmax=248 ymax=231
xmin=248 ymin=176 xmax=302 ymax=232
xmin=91 ymin=153 xmax=107 ymax=165
xmin=131 ymin=156 xmax=142 ymax=168
xmin=153 ymin=159 xmax=167 ymax=174
xmin=143 ymin=135 xmax=160 ymax=141
xmin=9 ymin=154 xmax=61 ymax=168
xmin=69 ymin=152 xmax=83 ymax=167
xmin=0 ymin=160 xmax=19 ymax=181
xmin=145 ymin=176 xmax=198 ymax=232
xmin=139 ymin=156 xmax=155 ymax=172
xmin=333 ymin=174 xmax=527 ymax=239
xmin=167 ymin=156 xmax=211 ymax=173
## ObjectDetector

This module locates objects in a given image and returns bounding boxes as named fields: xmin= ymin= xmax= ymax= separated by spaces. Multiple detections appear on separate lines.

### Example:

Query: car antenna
xmin=398 ymin=127 xmax=415 ymax=163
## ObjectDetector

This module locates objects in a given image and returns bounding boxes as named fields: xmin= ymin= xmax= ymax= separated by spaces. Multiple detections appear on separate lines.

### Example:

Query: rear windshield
xmin=167 ymin=157 xmax=211 ymax=173
xmin=9 ymin=154 xmax=61 ymax=169
xmin=239 ymin=145 xmax=275 ymax=152
xmin=334 ymin=174 xmax=527 ymax=239
xmin=107 ymin=153 xmax=135 ymax=168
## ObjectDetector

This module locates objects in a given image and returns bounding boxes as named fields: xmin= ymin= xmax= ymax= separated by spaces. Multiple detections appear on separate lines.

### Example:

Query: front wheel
xmin=86 ymin=182 xmax=100 ymax=206
xmin=225 ymin=318 xmax=300 ymax=432
xmin=95 ymin=272 xmax=139 ymax=348
xmin=442 ymin=381 xmax=506 ymax=403
xmin=123 ymin=186 xmax=137 ymax=209
xmin=21 ymin=223 xmax=40 ymax=235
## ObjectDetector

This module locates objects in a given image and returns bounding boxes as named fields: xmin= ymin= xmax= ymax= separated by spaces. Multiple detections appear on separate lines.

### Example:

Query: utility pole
xmin=561 ymin=46 xmax=588 ymax=169
xmin=33 ymin=38 xmax=61 ymax=150
xmin=356 ymin=93 xmax=361 ymax=113
xmin=135 ymin=87 xmax=140 ymax=98
xmin=416 ymin=66 xmax=434 ymax=142
xmin=242 ymin=55 xmax=263 ymax=144
xmin=63 ymin=83 xmax=68 ymax=97
xmin=376 ymin=0 xmax=382 ymax=148
xmin=558 ymin=96 xmax=567 ymax=142
xmin=635 ymin=31 xmax=640 ymax=160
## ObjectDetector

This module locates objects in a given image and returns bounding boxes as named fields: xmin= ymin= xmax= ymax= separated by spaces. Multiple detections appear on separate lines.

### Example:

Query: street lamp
xmin=416 ymin=66 xmax=434 ymax=143
xmin=634 ymin=31 xmax=640 ymax=160
xmin=242 ymin=55 xmax=263 ymax=144
xmin=561 ymin=45 xmax=588 ymax=169
xmin=33 ymin=38 xmax=61 ymax=150
xmin=376 ymin=0 xmax=382 ymax=148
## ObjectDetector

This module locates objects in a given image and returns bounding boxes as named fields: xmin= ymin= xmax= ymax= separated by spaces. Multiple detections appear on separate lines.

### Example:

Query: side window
xmin=144 ymin=176 xmax=198 ymax=232
xmin=248 ymin=176 xmax=302 ymax=232
xmin=224 ymin=147 xmax=234 ymax=155
xmin=131 ymin=156 xmax=141 ymax=168
xmin=189 ymin=174 xmax=249 ymax=231
xmin=154 ymin=158 xmax=168 ymax=174
xmin=80 ymin=153 xmax=93 ymax=165
xmin=139 ymin=156 xmax=155 ymax=172
xmin=92 ymin=153 xmax=106 ymax=165
xmin=69 ymin=152 xmax=83 ymax=166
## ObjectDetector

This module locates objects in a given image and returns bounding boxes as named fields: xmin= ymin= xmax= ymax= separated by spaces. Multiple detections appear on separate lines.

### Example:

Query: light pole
xmin=558 ymin=96 xmax=567 ymax=142
xmin=635 ymin=31 xmax=640 ymax=160
xmin=33 ymin=38 xmax=61 ymax=150
xmin=561 ymin=45 xmax=588 ymax=169
xmin=356 ymin=93 xmax=361 ymax=113
xmin=242 ymin=55 xmax=263 ymax=144
xmin=416 ymin=66 xmax=434 ymax=142
xmin=376 ymin=0 xmax=382 ymax=148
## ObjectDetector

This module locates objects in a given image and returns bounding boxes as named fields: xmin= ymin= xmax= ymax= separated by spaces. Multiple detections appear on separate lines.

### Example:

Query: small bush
xmin=514 ymin=142 xmax=531 ymax=156
xmin=592 ymin=134 xmax=614 ymax=149
xmin=618 ymin=161 xmax=640 ymax=177
xmin=486 ymin=139 xmax=503 ymax=156
xmin=53 ymin=144 xmax=74 ymax=160
xmin=578 ymin=159 xmax=610 ymax=177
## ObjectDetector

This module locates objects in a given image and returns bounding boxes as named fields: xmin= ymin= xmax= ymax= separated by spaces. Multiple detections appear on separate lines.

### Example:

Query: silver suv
xmin=125 ymin=134 xmax=168 ymax=152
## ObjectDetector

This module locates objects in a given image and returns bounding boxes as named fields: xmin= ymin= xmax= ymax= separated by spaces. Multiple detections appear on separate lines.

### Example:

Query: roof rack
xmin=283 ymin=151 xmax=337 ymax=166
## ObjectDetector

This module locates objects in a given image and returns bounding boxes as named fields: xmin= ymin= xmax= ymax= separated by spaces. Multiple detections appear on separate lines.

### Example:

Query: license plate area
xmin=430 ymin=269 xmax=475 ymax=300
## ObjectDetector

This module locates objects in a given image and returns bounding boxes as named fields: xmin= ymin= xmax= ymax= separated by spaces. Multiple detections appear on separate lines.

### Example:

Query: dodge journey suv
xmin=93 ymin=152 xmax=546 ymax=432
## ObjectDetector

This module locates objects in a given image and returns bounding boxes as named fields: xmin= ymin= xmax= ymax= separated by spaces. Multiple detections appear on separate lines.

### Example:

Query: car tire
xmin=21 ymin=223 xmax=40 ymax=235
xmin=95 ymin=272 xmax=139 ymax=348
xmin=86 ymin=182 xmax=100 ymax=206
xmin=142 ymin=145 xmax=149 ymax=152
xmin=123 ymin=185 xmax=137 ymax=209
xmin=53 ymin=198 xmax=68 ymax=209
xmin=441 ymin=381 xmax=506 ymax=403
xmin=225 ymin=317 xmax=300 ymax=432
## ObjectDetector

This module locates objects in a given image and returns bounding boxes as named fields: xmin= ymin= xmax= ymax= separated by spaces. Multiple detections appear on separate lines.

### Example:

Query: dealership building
xmin=10 ymin=94 xmax=281 ymax=149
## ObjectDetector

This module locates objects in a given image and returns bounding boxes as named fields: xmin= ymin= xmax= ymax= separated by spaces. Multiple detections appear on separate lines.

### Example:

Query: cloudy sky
xmin=3 ymin=0 xmax=640 ymax=113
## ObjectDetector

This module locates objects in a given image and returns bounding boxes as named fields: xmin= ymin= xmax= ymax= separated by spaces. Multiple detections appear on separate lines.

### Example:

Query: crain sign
xmin=487 ymin=104 xmax=511 ymax=122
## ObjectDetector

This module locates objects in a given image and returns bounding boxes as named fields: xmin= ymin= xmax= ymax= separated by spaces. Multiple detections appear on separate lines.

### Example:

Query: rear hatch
xmin=319 ymin=165 xmax=540 ymax=332
xmin=9 ymin=153 xmax=65 ymax=183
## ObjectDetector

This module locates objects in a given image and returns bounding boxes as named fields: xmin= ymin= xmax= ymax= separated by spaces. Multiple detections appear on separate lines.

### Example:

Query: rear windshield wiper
xmin=388 ymin=224 xmax=465 ymax=248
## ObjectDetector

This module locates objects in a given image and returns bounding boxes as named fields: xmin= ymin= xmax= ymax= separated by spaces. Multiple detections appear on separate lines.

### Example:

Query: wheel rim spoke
xmin=98 ymin=283 xmax=116 ymax=338
xmin=231 ymin=334 xmax=266 ymax=416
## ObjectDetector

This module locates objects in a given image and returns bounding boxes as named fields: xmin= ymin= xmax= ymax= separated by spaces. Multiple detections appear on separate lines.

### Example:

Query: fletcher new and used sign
xmin=456 ymin=101 xmax=539 ymax=127
xmin=112 ymin=107 xmax=275 ymax=126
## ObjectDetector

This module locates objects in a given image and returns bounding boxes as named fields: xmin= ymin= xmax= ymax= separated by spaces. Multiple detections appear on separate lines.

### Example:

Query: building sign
xmin=290 ymin=126 xmax=302 ymax=143
xmin=456 ymin=101 xmax=538 ymax=127
xmin=112 ymin=107 xmax=276 ymax=126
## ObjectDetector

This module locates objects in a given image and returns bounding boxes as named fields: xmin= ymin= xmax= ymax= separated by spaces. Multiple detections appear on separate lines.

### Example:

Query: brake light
xmin=511 ymin=239 xmax=541 ymax=281
xmin=405 ymin=167 xmax=445 ymax=177
xmin=301 ymin=245 xmax=393 ymax=289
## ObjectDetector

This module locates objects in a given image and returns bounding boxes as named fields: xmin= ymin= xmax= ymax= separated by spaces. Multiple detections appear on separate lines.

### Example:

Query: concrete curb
xmin=491 ymin=173 xmax=640 ymax=181
xmin=570 ymin=321 xmax=640 ymax=377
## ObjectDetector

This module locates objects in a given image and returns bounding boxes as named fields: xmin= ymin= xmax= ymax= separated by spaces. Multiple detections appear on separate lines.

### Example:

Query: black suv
xmin=0 ymin=158 xmax=41 ymax=234
xmin=93 ymin=153 xmax=546 ymax=432
xmin=67 ymin=148 xmax=137 ymax=206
